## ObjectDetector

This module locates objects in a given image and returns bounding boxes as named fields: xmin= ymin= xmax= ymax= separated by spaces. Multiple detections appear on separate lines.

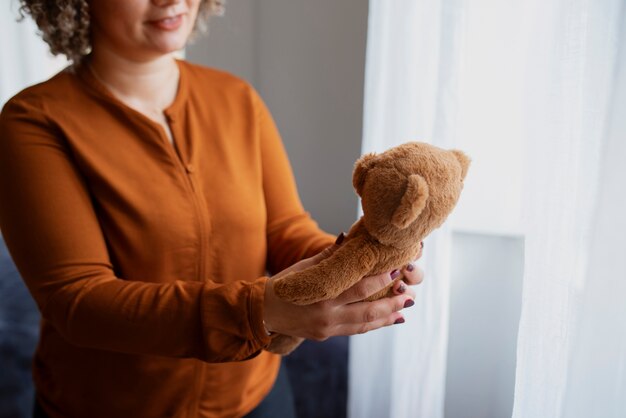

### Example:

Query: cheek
xmin=187 ymin=0 xmax=202 ymax=25
xmin=90 ymin=0 xmax=145 ymax=34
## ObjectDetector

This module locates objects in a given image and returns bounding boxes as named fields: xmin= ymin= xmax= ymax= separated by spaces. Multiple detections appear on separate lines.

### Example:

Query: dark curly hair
xmin=18 ymin=0 xmax=225 ymax=63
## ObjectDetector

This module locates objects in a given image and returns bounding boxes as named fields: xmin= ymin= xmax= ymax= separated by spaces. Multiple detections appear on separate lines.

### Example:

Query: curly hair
xmin=18 ymin=0 xmax=225 ymax=63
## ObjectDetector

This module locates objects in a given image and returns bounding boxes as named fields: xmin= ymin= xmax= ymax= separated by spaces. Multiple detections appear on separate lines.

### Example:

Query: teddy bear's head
xmin=353 ymin=142 xmax=470 ymax=248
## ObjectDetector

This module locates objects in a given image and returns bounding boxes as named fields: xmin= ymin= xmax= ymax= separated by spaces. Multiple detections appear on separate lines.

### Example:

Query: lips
xmin=147 ymin=14 xmax=184 ymax=31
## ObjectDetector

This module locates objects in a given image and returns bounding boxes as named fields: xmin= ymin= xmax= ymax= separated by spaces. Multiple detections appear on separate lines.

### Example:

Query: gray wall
xmin=187 ymin=0 xmax=368 ymax=234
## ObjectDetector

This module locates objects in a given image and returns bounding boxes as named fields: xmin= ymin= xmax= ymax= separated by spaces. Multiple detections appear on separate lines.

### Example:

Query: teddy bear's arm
xmin=272 ymin=236 xmax=377 ymax=305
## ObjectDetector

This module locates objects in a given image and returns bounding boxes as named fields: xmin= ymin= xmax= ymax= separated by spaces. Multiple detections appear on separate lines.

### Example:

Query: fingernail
xmin=403 ymin=299 xmax=415 ymax=308
xmin=420 ymin=241 xmax=424 ymax=249
xmin=335 ymin=232 xmax=345 ymax=245
xmin=406 ymin=263 xmax=415 ymax=272
xmin=394 ymin=317 xmax=405 ymax=325
xmin=397 ymin=283 xmax=406 ymax=294
xmin=390 ymin=269 xmax=401 ymax=280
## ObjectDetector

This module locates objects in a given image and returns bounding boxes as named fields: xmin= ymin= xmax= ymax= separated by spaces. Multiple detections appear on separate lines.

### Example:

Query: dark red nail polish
xmin=420 ymin=241 xmax=424 ymax=249
xmin=390 ymin=269 xmax=401 ymax=280
xmin=404 ymin=299 xmax=415 ymax=308
xmin=335 ymin=232 xmax=345 ymax=245
xmin=394 ymin=317 xmax=405 ymax=325
xmin=397 ymin=283 xmax=406 ymax=294
xmin=406 ymin=263 xmax=415 ymax=272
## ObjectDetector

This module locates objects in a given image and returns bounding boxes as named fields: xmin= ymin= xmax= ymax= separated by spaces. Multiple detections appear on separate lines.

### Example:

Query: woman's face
xmin=89 ymin=0 xmax=201 ymax=61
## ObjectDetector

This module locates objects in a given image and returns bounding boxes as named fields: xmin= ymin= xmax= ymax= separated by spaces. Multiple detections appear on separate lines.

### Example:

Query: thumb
xmin=311 ymin=232 xmax=345 ymax=263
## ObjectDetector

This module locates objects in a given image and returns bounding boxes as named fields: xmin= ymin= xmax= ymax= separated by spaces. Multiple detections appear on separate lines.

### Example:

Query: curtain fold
xmin=514 ymin=1 xmax=626 ymax=417
xmin=349 ymin=1 xmax=465 ymax=417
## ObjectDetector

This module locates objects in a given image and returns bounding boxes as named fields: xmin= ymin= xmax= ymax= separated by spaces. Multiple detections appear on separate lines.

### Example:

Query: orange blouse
xmin=0 ymin=60 xmax=334 ymax=418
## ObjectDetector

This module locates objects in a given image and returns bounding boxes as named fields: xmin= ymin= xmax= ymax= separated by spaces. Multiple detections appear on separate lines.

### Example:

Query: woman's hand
xmin=262 ymin=239 xmax=425 ymax=340
xmin=391 ymin=240 xmax=425 ymax=295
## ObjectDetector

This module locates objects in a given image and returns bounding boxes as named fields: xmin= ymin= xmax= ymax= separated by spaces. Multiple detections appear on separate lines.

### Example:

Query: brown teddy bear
xmin=267 ymin=142 xmax=470 ymax=354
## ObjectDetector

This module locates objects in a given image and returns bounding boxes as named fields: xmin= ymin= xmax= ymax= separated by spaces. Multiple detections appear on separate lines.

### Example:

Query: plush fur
xmin=266 ymin=142 xmax=470 ymax=354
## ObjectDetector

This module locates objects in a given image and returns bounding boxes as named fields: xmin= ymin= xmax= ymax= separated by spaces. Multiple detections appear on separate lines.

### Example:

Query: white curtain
xmin=353 ymin=0 xmax=626 ymax=417
xmin=0 ymin=2 xmax=68 ymax=107
xmin=349 ymin=1 xmax=465 ymax=417
xmin=514 ymin=1 xmax=626 ymax=417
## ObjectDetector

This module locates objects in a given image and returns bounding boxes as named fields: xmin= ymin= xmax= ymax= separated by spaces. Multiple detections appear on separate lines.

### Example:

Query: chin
xmin=149 ymin=36 xmax=190 ymax=55
xmin=143 ymin=23 xmax=193 ymax=56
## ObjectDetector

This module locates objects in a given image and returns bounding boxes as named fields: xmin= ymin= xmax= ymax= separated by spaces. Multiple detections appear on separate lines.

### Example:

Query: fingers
xmin=309 ymin=232 xmax=345 ymax=264
xmin=398 ymin=241 xmax=425 ymax=286
xmin=401 ymin=262 xmax=425 ymax=286
xmin=392 ymin=280 xmax=407 ymax=295
xmin=412 ymin=240 xmax=425 ymax=260
xmin=331 ymin=295 xmax=415 ymax=337
xmin=333 ymin=260 xmax=424 ymax=305
xmin=281 ymin=233 xmax=345 ymax=278
xmin=391 ymin=280 xmax=417 ymax=298
xmin=334 ymin=270 xmax=398 ymax=305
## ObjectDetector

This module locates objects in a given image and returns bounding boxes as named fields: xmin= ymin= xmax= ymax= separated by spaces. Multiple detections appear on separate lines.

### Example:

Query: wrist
xmin=263 ymin=278 xmax=277 ymax=335
xmin=262 ymin=320 xmax=274 ymax=336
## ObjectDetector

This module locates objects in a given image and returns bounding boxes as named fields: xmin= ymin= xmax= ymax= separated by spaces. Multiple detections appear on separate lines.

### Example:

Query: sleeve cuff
xmin=248 ymin=276 xmax=272 ymax=347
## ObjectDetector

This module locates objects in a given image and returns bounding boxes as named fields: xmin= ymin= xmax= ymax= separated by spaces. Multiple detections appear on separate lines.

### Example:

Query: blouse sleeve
xmin=250 ymin=87 xmax=336 ymax=274
xmin=0 ymin=97 xmax=271 ymax=363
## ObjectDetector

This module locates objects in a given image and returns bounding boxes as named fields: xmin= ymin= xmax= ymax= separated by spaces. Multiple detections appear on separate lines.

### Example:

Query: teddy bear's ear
xmin=391 ymin=174 xmax=429 ymax=229
xmin=451 ymin=150 xmax=471 ymax=180
xmin=352 ymin=153 xmax=378 ymax=196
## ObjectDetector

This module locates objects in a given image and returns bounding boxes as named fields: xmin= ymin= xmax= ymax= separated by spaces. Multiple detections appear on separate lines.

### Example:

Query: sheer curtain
xmin=514 ymin=0 xmax=626 ymax=417
xmin=352 ymin=0 xmax=626 ymax=417
xmin=0 ymin=2 xmax=67 ymax=106
xmin=349 ymin=1 xmax=465 ymax=417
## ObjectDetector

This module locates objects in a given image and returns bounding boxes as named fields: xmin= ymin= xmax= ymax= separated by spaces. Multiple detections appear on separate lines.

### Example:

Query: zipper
xmin=158 ymin=120 xmax=210 ymax=283
xmin=157 ymin=120 xmax=211 ymax=416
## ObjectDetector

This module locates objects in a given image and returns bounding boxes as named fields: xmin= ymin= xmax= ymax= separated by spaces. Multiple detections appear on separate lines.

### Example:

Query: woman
xmin=0 ymin=0 xmax=424 ymax=417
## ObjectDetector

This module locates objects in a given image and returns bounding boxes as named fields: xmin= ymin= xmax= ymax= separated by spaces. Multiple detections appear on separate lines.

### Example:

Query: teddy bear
xmin=266 ymin=142 xmax=470 ymax=355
